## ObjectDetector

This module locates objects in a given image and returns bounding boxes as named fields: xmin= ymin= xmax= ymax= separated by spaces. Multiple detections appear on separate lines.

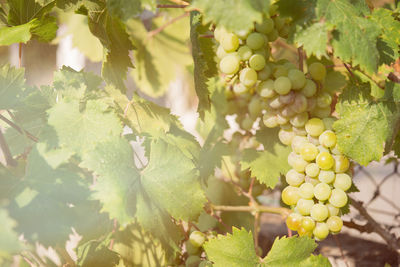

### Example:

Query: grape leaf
xmin=191 ymin=0 xmax=270 ymax=34
xmin=53 ymin=66 xmax=103 ymax=92
xmin=294 ymin=22 xmax=328 ymax=59
xmin=77 ymin=236 xmax=121 ymax=267
xmin=203 ymin=227 xmax=259 ymax=267
xmin=333 ymin=81 xmax=400 ymax=165
xmin=241 ymin=127 xmax=291 ymax=188
xmin=0 ymin=64 xmax=26 ymax=110
xmin=0 ymin=19 xmax=39 ymax=45
xmin=107 ymin=0 xmax=156 ymax=21
xmin=0 ymin=209 xmax=22 ymax=263
xmin=316 ymin=0 xmax=380 ymax=74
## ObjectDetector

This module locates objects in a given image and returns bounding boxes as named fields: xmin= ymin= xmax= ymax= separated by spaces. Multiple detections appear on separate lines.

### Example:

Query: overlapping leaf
xmin=0 ymin=64 xmax=26 ymax=110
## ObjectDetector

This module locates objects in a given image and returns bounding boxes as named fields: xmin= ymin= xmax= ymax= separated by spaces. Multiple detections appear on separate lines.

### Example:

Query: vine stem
xmin=298 ymin=47 xmax=304 ymax=72
xmin=0 ymin=114 xmax=38 ymax=142
xmin=0 ymin=129 xmax=16 ymax=166
xmin=146 ymin=12 xmax=190 ymax=40
xmin=211 ymin=204 xmax=290 ymax=216
xmin=157 ymin=4 xmax=188 ymax=8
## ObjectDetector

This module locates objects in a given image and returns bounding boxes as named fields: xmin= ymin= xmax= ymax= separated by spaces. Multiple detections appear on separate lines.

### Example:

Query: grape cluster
xmin=184 ymin=231 xmax=213 ymax=267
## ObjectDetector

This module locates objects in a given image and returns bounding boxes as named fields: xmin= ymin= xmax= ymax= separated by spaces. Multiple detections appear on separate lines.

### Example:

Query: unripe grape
xmin=313 ymin=223 xmax=329 ymax=240
xmin=255 ymin=18 xmax=274 ymax=34
xmin=297 ymin=198 xmax=315 ymax=216
xmin=233 ymin=83 xmax=248 ymax=95
xmin=318 ymin=170 xmax=335 ymax=184
xmin=302 ymin=217 xmax=316 ymax=231
xmin=288 ymin=69 xmax=306 ymax=89
xmin=279 ymin=91 xmax=295 ymax=105
xmin=258 ymin=80 xmax=275 ymax=98
xmin=297 ymin=227 xmax=313 ymax=237
xmin=274 ymin=76 xmax=292 ymax=95
xmin=309 ymin=62 xmax=326 ymax=81
xmin=300 ymin=79 xmax=317 ymax=97
xmin=291 ymin=93 xmax=308 ymax=113
xmin=289 ymin=153 xmax=308 ymax=173
xmin=319 ymin=130 xmax=337 ymax=148
xmin=220 ymin=54 xmax=240 ymax=74
xmin=305 ymin=118 xmax=325 ymax=137
xmin=216 ymin=45 xmax=228 ymax=59
xmin=279 ymin=128 xmax=296 ymax=145
xmin=282 ymin=186 xmax=301 ymax=206
xmin=214 ymin=26 xmax=227 ymax=42
xmin=316 ymin=152 xmax=334 ymax=170
xmin=305 ymin=163 xmax=320 ymax=178
xmin=248 ymin=97 xmax=263 ymax=118
xmin=329 ymin=188 xmax=348 ymax=208
xmin=240 ymin=68 xmax=258 ymax=87
xmin=189 ymin=231 xmax=206 ymax=247
xmin=317 ymin=92 xmax=332 ymax=108
xmin=286 ymin=212 xmax=302 ymax=231
xmin=314 ymin=182 xmax=332 ymax=201
xmin=326 ymin=203 xmax=340 ymax=217
xmin=249 ymin=54 xmax=266 ymax=71
xmin=299 ymin=183 xmax=314 ymax=199
xmin=258 ymin=65 xmax=272 ymax=81
xmin=333 ymin=155 xmax=350 ymax=173
xmin=291 ymin=136 xmax=308 ymax=154
xmin=290 ymin=112 xmax=309 ymax=128
xmin=273 ymin=65 xmax=288 ymax=78
xmin=246 ymin=32 xmax=265 ymax=50
xmin=300 ymin=143 xmax=319 ymax=161
xmin=221 ymin=33 xmax=240 ymax=52
xmin=286 ymin=169 xmax=305 ymax=186
xmin=334 ymin=173 xmax=352 ymax=191
xmin=237 ymin=45 xmax=253 ymax=60
xmin=186 ymin=240 xmax=200 ymax=255
xmin=267 ymin=29 xmax=279 ymax=42
xmin=263 ymin=113 xmax=278 ymax=128
xmin=310 ymin=204 xmax=329 ymax=222
xmin=326 ymin=216 xmax=343 ymax=233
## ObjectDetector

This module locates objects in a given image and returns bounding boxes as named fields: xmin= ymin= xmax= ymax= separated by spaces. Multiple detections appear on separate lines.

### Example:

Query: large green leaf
xmin=0 ymin=19 xmax=39 ymax=45
xmin=293 ymin=22 xmax=328 ymax=59
xmin=0 ymin=64 xmax=26 ymax=110
xmin=107 ymin=0 xmax=156 ymax=21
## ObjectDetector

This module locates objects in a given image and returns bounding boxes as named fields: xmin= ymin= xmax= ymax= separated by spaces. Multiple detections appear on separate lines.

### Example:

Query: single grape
xmin=333 ymin=173 xmax=352 ymax=191
xmin=249 ymin=54 xmax=266 ymax=71
xmin=301 ymin=217 xmax=316 ymax=231
xmin=329 ymin=188 xmax=348 ymax=208
xmin=290 ymin=112 xmax=309 ymax=128
xmin=216 ymin=45 xmax=228 ymax=59
xmin=239 ymin=67 xmax=258 ymax=87
xmin=255 ymin=18 xmax=274 ymax=34
xmin=263 ymin=114 xmax=278 ymax=128
xmin=258 ymin=65 xmax=272 ymax=81
xmin=291 ymin=93 xmax=308 ymax=113
xmin=286 ymin=169 xmax=305 ymax=186
xmin=288 ymin=69 xmax=306 ymax=89
xmin=279 ymin=128 xmax=296 ymax=145
xmin=297 ymin=227 xmax=313 ymax=237
xmin=258 ymin=80 xmax=275 ymax=98
xmin=289 ymin=153 xmax=308 ymax=173
xmin=300 ymin=143 xmax=319 ymax=161
xmin=318 ymin=170 xmax=335 ymax=184
xmin=274 ymin=76 xmax=292 ymax=95
xmin=326 ymin=203 xmax=340 ymax=217
xmin=219 ymin=54 xmax=240 ymax=75
xmin=300 ymin=79 xmax=317 ymax=97
xmin=297 ymin=199 xmax=315 ymax=216
xmin=282 ymin=186 xmax=301 ymax=206
xmin=269 ymin=95 xmax=285 ymax=109
xmin=189 ymin=231 xmax=206 ymax=247
xmin=319 ymin=130 xmax=337 ymax=148
xmin=233 ymin=83 xmax=248 ymax=94
xmin=314 ymin=182 xmax=332 ymax=201
xmin=273 ymin=65 xmax=288 ymax=78
xmin=308 ymin=62 xmax=326 ymax=81
xmin=333 ymin=155 xmax=350 ymax=173
xmin=316 ymin=151 xmax=334 ymax=170
xmin=299 ymin=183 xmax=314 ymax=199
xmin=291 ymin=136 xmax=308 ymax=154
xmin=305 ymin=118 xmax=325 ymax=137
xmin=326 ymin=216 xmax=343 ymax=233
xmin=317 ymin=92 xmax=332 ymax=108
xmin=248 ymin=97 xmax=263 ymax=118
xmin=286 ymin=212 xmax=303 ymax=231
xmin=313 ymin=223 xmax=329 ymax=240
xmin=310 ymin=203 xmax=329 ymax=222
xmin=305 ymin=163 xmax=320 ymax=178
xmin=214 ymin=26 xmax=227 ymax=42
xmin=221 ymin=33 xmax=240 ymax=52
xmin=246 ymin=32 xmax=265 ymax=50
xmin=279 ymin=91 xmax=295 ymax=105
xmin=237 ymin=45 xmax=253 ymax=61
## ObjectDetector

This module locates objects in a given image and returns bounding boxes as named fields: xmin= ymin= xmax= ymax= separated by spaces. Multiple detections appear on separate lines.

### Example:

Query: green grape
xmin=293 ymin=126 xmax=307 ymax=136
xmin=233 ymin=83 xmax=248 ymax=95
xmin=185 ymin=240 xmax=200 ymax=255
xmin=263 ymin=114 xmax=278 ymax=128
xmin=333 ymin=155 xmax=350 ymax=173
xmin=267 ymin=29 xmax=279 ymax=42
xmin=318 ymin=170 xmax=335 ymax=184
xmin=237 ymin=45 xmax=253 ymax=60
xmin=258 ymin=80 xmax=276 ymax=98
xmin=273 ymin=65 xmax=288 ymax=79
xmin=326 ymin=216 xmax=343 ymax=233
xmin=246 ymin=32 xmax=265 ymax=50
xmin=248 ymin=97 xmax=263 ymax=118
xmin=317 ymin=92 xmax=332 ymax=108
xmin=314 ymin=182 xmax=332 ymax=201
xmin=241 ymin=115 xmax=254 ymax=131
xmin=279 ymin=128 xmax=295 ymax=145
xmin=249 ymin=54 xmax=266 ymax=71
xmin=255 ymin=18 xmax=274 ymax=34
xmin=322 ymin=117 xmax=336 ymax=131
xmin=282 ymin=186 xmax=301 ymax=206
xmin=297 ymin=198 xmax=314 ymax=216
xmin=307 ymin=97 xmax=317 ymax=112
xmin=276 ymin=114 xmax=289 ymax=125
xmin=308 ymin=62 xmax=326 ymax=81
xmin=316 ymin=151 xmax=334 ymax=170
xmin=305 ymin=176 xmax=319 ymax=186
xmin=299 ymin=183 xmax=314 ymax=199
xmin=300 ymin=143 xmax=318 ymax=161
xmin=254 ymin=47 xmax=270 ymax=59
xmin=220 ymin=54 xmax=240 ymax=74
xmin=291 ymin=136 xmax=308 ymax=154
xmin=317 ymin=145 xmax=329 ymax=153
xmin=290 ymin=112 xmax=309 ymax=128
xmin=214 ymin=26 xmax=227 ymax=42
xmin=313 ymin=223 xmax=329 ymax=240
xmin=329 ymin=188 xmax=348 ymax=208
xmin=305 ymin=118 xmax=325 ymax=137
xmin=302 ymin=217 xmax=316 ymax=231
xmin=239 ymin=67 xmax=258 ymax=87
xmin=305 ymin=163 xmax=320 ymax=178
xmin=286 ymin=169 xmax=305 ymax=186
xmin=189 ymin=231 xmax=206 ymax=247
xmin=319 ymin=130 xmax=337 ymax=148
xmin=292 ymin=155 xmax=308 ymax=173
xmin=310 ymin=203 xmax=329 ymax=222
xmin=288 ymin=69 xmax=306 ymax=89
xmin=221 ymin=33 xmax=240 ymax=52
xmin=258 ymin=65 xmax=272 ymax=81
xmin=216 ymin=45 xmax=228 ymax=59
xmin=286 ymin=212 xmax=302 ymax=231
xmin=326 ymin=203 xmax=340 ymax=217
xmin=333 ymin=173 xmax=352 ymax=191
xmin=297 ymin=226 xmax=313 ymax=237
xmin=291 ymin=93 xmax=308 ymax=113
xmin=279 ymin=91 xmax=295 ymax=105
xmin=300 ymin=79 xmax=317 ymax=97
xmin=274 ymin=16 xmax=285 ymax=31
xmin=186 ymin=255 xmax=202 ymax=267
xmin=307 ymin=134 xmax=320 ymax=146
xmin=281 ymin=106 xmax=296 ymax=118
xmin=311 ymin=106 xmax=331 ymax=118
